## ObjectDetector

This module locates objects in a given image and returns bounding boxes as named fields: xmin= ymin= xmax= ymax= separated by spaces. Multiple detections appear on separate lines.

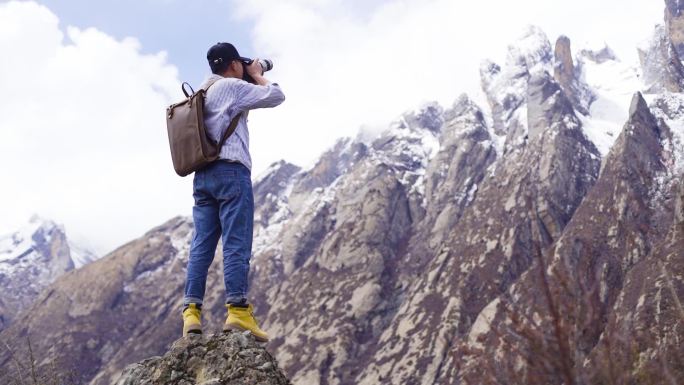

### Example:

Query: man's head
xmin=207 ymin=42 xmax=249 ymax=78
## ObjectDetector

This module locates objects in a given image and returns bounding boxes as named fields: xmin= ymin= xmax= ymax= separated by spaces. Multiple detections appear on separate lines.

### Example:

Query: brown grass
xmin=1 ymin=336 xmax=81 ymax=385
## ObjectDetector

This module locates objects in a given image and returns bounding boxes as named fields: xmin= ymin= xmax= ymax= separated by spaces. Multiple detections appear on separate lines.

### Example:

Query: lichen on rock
xmin=115 ymin=332 xmax=291 ymax=385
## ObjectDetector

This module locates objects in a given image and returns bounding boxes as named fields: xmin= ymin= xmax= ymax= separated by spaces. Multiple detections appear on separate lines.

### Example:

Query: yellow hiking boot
xmin=182 ymin=303 xmax=202 ymax=336
xmin=223 ymin=303 xmax=269 ymax=342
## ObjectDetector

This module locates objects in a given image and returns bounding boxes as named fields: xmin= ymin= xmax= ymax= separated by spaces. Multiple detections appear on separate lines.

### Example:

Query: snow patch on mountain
xmin=479 ymin=25 xmax=555 ymax=157
xmin=0 ymin=215 xmax=53 ymax=264
xmin=0 ymin=215 xmax=98 ymax=272
xmin=170 ymin=219 xmax=192 ymax=261
xmin=255 ymin=161 xmax=288 ymax=186
xmin=578 ymin=51 xmax=644 ymax=156
xmin=507 ymin=26 xmax=554 ymax=72
xmin=633 ymin=91 xmax=684 ymax=214
xmin=0 ymin=215 xmax=101 ymax=329
xmin=382 ymin=115 xmax=441 ymax=166
xmin=253 ymin=181 xmax=295 ymax=259
xmin=370 ymin=104 xmax=443 ymax=197
xmin=369 ymin=102 xmax=442 ymax=154
xmin=68 ymin=240 xmax=98 ymax=269
xmin=648 ymin=92 xmax=684 ymax=173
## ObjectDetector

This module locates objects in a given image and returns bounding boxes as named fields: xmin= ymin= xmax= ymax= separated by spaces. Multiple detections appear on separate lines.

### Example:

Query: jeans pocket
xmin=215 ymin=179 xmax=241 ymax=200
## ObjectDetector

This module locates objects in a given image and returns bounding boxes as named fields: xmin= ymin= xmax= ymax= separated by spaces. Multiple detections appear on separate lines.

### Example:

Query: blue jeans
xmin=183 ymin=161 xmax=254 ymax=306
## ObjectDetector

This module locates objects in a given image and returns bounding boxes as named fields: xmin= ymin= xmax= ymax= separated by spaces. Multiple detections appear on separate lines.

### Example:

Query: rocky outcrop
xmin=116 ymin=332 xmax=290 ymax=385
xmin=554 ymin=36 xmax=575 ymax=91
xmin=0 ymin=207 xmax=293 ymax=385
xmin=639 ymin=24 xmax=684 ymax=93
xmin=253 ymin=160 xmax=301 ymax=230
xmin=577 ymin=45 xmax=617 ymax=64
xmin=421 ymin=95 xmax=496 ymax=248
xmin=456 ymin=92 xmax=677 ymax=383
xmin=590 ymin=196 xmax=684 ymax=383
xmin=0 ymin=217 xmax=200 ymax=385
xmin=665 ymin=0 xmax=684 ymax=57
xmin=0 ymin=216 xmax=93 ymax=331
xmin=255 ymin=104 xmax=442 ymax=385
xmin=357 ymin=59 xmax=600 ymax=384
xmin=585 ymin=91 xmax=684 ymax=381
xmin=553 ymin=36 xmax=595 ymax=115
xmin=480 ymin=26 xmax=553 ymax=153
xmin=288 ymin=138 xmax=367 ymax=211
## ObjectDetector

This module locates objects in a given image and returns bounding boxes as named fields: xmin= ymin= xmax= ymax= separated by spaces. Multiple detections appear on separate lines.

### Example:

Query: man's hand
xmin=246 ymin=59 xmax=263 ymax=77
xmin=246 ymin=58 xmax=269 ymax=86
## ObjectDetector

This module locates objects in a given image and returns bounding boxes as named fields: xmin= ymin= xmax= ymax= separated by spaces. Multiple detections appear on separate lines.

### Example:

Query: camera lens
xmin=259 ymin=59 xmax=273 ymax=72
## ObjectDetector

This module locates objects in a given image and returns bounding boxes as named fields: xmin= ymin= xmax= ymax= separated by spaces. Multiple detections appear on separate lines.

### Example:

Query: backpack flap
xmin=166 ymin=90 xmax=215 ymax=176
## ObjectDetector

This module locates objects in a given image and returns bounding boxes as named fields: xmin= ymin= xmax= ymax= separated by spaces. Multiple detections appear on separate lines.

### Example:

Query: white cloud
xmin=0 ymin=1 xmax=187 ymax=253
xmin=0 ymin=0 xmax=665 ymax=253
xmin=232 ymin=0 xmax=663 ymax=173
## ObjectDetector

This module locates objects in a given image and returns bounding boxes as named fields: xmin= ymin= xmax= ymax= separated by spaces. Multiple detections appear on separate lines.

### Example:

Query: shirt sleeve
xmin=231 ymin=79 xmax=286 ymax=112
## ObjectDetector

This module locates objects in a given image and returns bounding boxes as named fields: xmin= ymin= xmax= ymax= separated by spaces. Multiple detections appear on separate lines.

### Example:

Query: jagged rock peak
xmin=666 ymin=0 xmax=684 ymax=17
xmin=577 ymin=44 xmax=617 ymax=64
xmin=0 ymin=216 xmax=97 ymax=269
xmin=479 ymin=25 xmax=554 ymax=141
xmin=615 ymin=92 xmax=667 ymax=172
xmin=3 ymin=215 xmax=61 ymax=240
xmin=370 ymin=102 xmax=443 ymax=168
xmin=553 ymin=35 xmax=595 ymax=115
xmin=28 ymin=213 xmax=58 ymax=227
xmin=629 ymin=92 xmax=657 ymax=125
xmin=398 ymin=101 xmax=444 ymax=133
xmin=639 ymin=24 xmax=684 ymax=93
xmin=444 ymin=93 xmax=485 ymax=123
xmin=116 ymin=332 xmax=291 ymax=385
xmin=479 ymin=59 xmax=500 ymax=81
xmin=253 ymin=160 xmax=301 ymax=227
xmin=649 ymin=93 xmax=684 ymax=195
xmin=554 ymin=35 xmax=574 ymax=86
xmin=0 ymin=215 xmax=67 ymax=264
xmin=505 ymin=25 xmax=553 ymax=74
xmin=479 ymin=25 xmax=553 ymax=99
xmin=665 ymin=0 xmax=684 ymax=57
xmin=293 ymin=137 xmax=366 ymax=195
xmin=255 ymin=160 xmax=301 ymax=185
xmin=0 ymin=215 xmax=79 ymax=332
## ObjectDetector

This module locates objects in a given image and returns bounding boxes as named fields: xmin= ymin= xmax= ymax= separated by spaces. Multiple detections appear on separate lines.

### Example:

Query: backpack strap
xmin=203 ymin=77 xmax=221 ymax=92
xmin=182 ymin=77 xmax=220 ymax=97
xmin=217 ymin=113 xmax=242 ymax=149
xmin=202 ymin=76 xmax=241 ymax=151
xmin=182 ymin=82 xmax=195 ymax=98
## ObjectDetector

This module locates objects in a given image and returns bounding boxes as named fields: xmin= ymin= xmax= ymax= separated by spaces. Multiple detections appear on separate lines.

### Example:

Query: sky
xmin=0 ymin=0 xmax=664 ymax=254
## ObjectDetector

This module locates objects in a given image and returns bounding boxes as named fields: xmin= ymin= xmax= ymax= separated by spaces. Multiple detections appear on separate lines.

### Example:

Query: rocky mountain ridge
xmin=0 ymin=215 xmax=97 ymax=331
xmin=1 ymin=2 xmax=683 ymax=384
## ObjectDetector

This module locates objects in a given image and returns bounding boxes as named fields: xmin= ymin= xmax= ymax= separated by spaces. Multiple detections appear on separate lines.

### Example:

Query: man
xmin=182 ymin=42 xmax=285 ymax=341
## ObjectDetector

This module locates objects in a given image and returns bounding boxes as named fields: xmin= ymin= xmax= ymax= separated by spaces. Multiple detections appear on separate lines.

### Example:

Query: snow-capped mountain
xmin=1 ymin=2 xmax=683 ymax=384
xmin=0 ymin=215 xmax=97 ymax=330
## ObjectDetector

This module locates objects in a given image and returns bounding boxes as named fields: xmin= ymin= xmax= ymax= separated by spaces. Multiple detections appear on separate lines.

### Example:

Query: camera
xmin=242 ymin=59 xmax=273 ymax=84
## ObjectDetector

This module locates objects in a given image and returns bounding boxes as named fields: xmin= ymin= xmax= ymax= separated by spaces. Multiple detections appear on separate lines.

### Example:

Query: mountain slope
xmin=457 ymin=92 xmax=682 ymax=383
xmin=0 ymin=216 xmax=97 ymax=331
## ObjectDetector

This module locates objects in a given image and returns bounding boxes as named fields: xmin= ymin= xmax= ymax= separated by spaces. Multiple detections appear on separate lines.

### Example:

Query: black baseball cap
xmin=207 ymin=42 xmax=251 ymax=69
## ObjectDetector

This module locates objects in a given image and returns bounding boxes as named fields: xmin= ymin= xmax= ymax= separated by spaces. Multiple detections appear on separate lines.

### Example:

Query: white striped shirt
xmin=200 ymin=74 xmax=285 ymax=170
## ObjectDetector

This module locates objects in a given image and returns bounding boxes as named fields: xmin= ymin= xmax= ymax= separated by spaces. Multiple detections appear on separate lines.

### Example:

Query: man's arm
xmin=232 ymin=59 xmax=285 ymax=111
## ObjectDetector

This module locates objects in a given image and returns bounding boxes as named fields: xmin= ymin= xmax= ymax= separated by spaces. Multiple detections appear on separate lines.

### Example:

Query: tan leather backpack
xmin=165 ymin=80 xmax=241 ymax=176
